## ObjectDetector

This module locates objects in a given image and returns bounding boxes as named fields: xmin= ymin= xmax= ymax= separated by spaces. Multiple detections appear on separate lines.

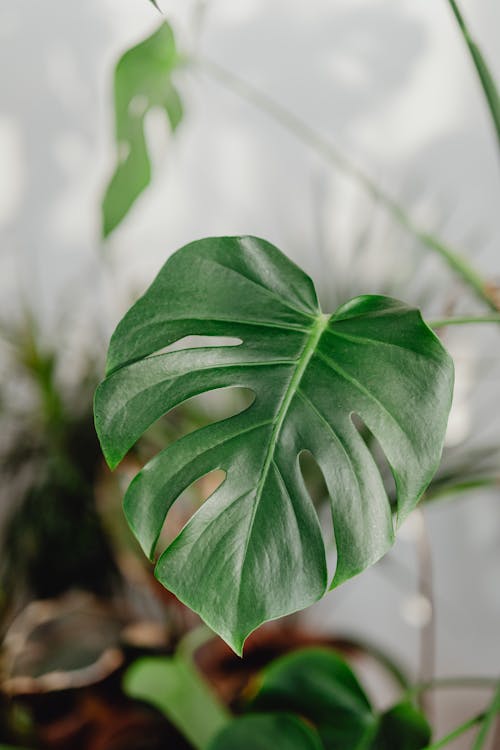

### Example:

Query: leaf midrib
xmin=236 ymin=313 xmax=330 ymax=603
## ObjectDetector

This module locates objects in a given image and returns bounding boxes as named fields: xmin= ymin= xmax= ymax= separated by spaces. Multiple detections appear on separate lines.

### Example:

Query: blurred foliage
xmin=102 ymin=22 xmax=183 ymax=237
xmin=248 ymin=648 xmax=430 ymax=750
xmin=0 ymin=314 xmax=120 ymax=625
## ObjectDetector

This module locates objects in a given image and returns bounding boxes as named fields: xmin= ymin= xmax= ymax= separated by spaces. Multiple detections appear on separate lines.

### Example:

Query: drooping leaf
xmin=250 ymin=648 xmax=431 ymax=750
xmin=102 ymin=23 xmax=183 ymax=237
xmin=124 ymin=655 xmax=230 ymax=750
xmin=250 ymin=648 xmax=377 ymax=748
xmin=207 ymin=714 xmax=323 ymax=750
xmin=94 ymin=236 xmax=454 ymax=652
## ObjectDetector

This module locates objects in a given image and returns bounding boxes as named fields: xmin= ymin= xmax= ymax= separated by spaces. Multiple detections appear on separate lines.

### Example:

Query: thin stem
xmin=407 ymin=676 xmax=499 ymax=700
xmin=334 ymin=635 xmax=410 ymax=690
xmin=415 ymin=509 xmax=435 ymax=722
xmin=446 ymin=0 xmax=500 ymax=157
xmin=423 ymin=713 xmax=484 ymax=750
xmin=431 ymin=315 xmax=500 ymax=328
xmin=424 ymin=477 xmax=500 ymax=504
xmin=472 ymin=681 xmax=500 ymax=749
xmin=195 ymin=56 xmax=498 ymax=311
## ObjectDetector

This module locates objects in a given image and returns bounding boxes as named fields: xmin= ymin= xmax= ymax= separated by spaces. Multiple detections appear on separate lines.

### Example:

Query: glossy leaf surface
xmin=102 ymin=23 xmax=182 ymax=237
xmin=208 ymin=714 xmax=323 ymax=750
xmin=94 ymin=236 xmax=454 ymax=652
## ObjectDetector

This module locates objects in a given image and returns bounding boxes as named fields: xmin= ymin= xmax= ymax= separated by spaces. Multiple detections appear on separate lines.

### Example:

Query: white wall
xmin=1 ymin=1 xmax=499 ymax=744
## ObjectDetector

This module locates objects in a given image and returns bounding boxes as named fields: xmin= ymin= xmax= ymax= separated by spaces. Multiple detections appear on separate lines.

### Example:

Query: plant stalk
xmin=195 ymin=56 xmax=498 ymax=311
xmin=424 ymin=477 xmax=500 ymax=504
xmin=446 ymin=0 xmax=500 ymax=157
xmin=431 ymin=315 xmax=500 ymax=328
xmin=472 ymin=680 xmax=500 ymax=749
xmin=423 ymin=713 xmax=484 ymax=750
xmin=407 ymin=676 xmax=499 ymax=700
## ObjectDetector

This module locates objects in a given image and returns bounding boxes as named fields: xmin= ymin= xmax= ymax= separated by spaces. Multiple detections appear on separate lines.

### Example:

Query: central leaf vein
xmin=237 ymin=313 xmax=330 ymax=581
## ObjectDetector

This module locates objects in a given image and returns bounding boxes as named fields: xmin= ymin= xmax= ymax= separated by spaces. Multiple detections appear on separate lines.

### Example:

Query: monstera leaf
xmin=249 ymin=648 xmax=431 ymax=749
xmin=102 ymin=22 xmax=183 ymax=237
xmin=94 ymin=236 xmax=453 ymax=652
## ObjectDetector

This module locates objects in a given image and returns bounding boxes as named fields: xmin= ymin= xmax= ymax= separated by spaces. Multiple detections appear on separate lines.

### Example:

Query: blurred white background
xmin=1 ymin=1 xmax=499 ymax=745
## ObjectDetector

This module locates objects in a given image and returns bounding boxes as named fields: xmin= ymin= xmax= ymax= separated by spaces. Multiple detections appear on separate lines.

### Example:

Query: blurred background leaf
xmin=102 ymin=22 xmax=183 ymax=237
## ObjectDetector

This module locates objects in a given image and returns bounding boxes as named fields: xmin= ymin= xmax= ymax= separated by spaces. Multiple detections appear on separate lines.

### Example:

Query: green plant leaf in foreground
xmin=250 ymin=648 xmax=431 ymax=750
xmin=208 ymin=714 xmax=324 ymax=750
xmin=102 ymin=22 xmax=183 ymax=237
xmin=94 ymin=236 xmax=454 ymax=652
xmin=124 ymin=655 xmax=230 ymax=749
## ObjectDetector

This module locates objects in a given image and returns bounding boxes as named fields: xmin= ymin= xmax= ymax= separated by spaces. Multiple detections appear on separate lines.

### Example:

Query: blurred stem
xmin=335 ymin=635 xmax=410 ymax=690
xmin=446 ymin=0 xmax=500 ymax=157
xmin=423 ymin=713 xmax=484 ymax=749
xmin=415 ymin=509 xmax=435 ymax=723
xmin=472 ymin=681 xmax=500 ymax=749
xmin=407 ymin=676 xmax=499 ymax=700
xmin=195 ymin=56 xmax=498 ymax=311
xmin=425 ymin=476 xmax=500 ymax=503
xmin=431 ymin=314 xmax=500 ymax=327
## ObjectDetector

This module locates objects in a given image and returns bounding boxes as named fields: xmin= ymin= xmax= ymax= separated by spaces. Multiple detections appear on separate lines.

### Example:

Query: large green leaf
xmin=94 ymin=236 xmax=454 ymax=653
xmin=208 ymin=714 xmax=324 ymax=750
xmin=250 ymin=648 xmax=431 ymax=750
xmin=102 ymin=23 xmax=183 ymax=237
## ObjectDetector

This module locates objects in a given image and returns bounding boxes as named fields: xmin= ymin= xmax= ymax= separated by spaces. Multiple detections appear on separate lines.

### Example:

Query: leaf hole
xmin=151 ymin=335 xmax=242 ymax=357
xmin=157 ymin=469 xmax=227 ymax=550
xmin=299 ymin=450 xmax=336 ymax=555
xmin=128 ymin=94 xmax=149 ymax=118
xmin=117 ymin=141 xmax=130 ymax=163
xmin=350 ymin=413 xmax=397 ymax=506
xmin=299 ymin=450 xmax=328 ymax=511
xmin=136 ymin=387 xmax=255 ymax=466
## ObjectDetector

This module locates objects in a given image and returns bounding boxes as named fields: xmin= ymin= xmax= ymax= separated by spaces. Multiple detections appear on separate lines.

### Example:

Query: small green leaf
xmin=124 ymin=655 xmax=230 ymax=749
xmin=372 ymin=703 xmax=431 ymax=750
xmin=251 ymin=648 xmax=377 ymax=748
xmin=94 ymin=236 xmax=454 ymax=652
xmin=102 ymin=22 xmax=183 ymax=237
xmin=208 ymin=714 xmax=324 ymax=750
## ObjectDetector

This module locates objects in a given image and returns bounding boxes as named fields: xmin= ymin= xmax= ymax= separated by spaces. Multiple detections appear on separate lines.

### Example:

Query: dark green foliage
xmin=208 ymin=714 xmax=323 ymax=750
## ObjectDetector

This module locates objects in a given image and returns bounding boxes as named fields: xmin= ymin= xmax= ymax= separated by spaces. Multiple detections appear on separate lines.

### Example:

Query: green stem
xmin=430 ymin=314 xmax=500 ymax=328
xmin=335 ymin=635 xmax=410 ymax=690
xmin=446 ymin=0 xmax=500 ymax=157
xmin=407 ymin=676 xmax=499 ymax=701
xmin=472 ymin=681 xmax=500 ymax=749
xmin=423 ymin=713 xmax=484 ymax=750
xmin=425 ymin=477 xmax=500 ymax=503
xmin=195 ymin=56 xmax=497 ymax=311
